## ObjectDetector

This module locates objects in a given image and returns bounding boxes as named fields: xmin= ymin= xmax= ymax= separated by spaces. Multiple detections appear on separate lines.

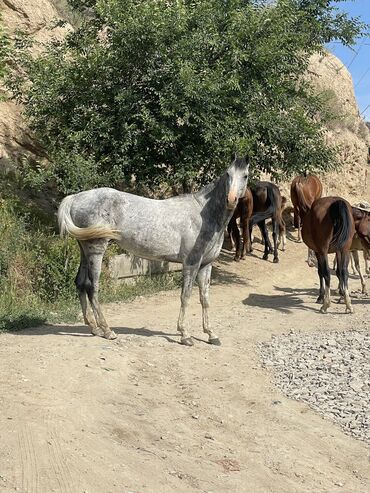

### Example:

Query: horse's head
xmin=226 ymin=155 xmax=250 ymax=210
xmin=353 ymin=207 xmax=370 ymax=251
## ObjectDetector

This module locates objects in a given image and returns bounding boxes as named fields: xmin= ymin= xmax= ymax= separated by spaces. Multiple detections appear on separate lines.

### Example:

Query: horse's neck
xmin=195 ymin=174 xmax=231 ymax=230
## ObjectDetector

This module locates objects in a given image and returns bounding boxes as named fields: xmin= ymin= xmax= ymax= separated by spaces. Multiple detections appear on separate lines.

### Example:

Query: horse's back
xmin=290 ymin=174 xmax=322 ymax=209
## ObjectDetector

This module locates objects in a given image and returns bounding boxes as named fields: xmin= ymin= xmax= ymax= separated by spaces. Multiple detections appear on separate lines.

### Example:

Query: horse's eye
xmin=244 ymin=175 xmax=248 ymax=180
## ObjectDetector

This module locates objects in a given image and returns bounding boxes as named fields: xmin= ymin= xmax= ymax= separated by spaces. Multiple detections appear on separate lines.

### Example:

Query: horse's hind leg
xmin=258 ymin=222 xmax=272 ymax=260
xmin=83 ymin=239 xmax=117 ymax=340
xmin=177 ymin=266 xmax=198 ymax=346
xmin=197 ymin=263 xmax=220 ymax=346
xmin=316 ymin=253 xmax=330 ymax=313
xmin=336 ymin=251 xmax=353 ymax=313
xmin=315 ymin=252 xmax=324 ymax=303
xmin=75 ymin=242 xmax=98 ymax=333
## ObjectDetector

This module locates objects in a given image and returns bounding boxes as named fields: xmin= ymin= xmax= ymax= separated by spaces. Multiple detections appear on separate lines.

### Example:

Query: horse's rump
xmin=250 ymin=182 xmax=282 ymax=225
xmin=58 ymin=194 xmax=121 ymax=241
xmin=329 ymin=199 xmax=354 ymax=251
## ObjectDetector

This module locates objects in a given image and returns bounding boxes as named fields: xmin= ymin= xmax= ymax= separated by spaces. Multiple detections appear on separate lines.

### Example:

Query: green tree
xmin=7 ymin=0 xmax=366 ymax=194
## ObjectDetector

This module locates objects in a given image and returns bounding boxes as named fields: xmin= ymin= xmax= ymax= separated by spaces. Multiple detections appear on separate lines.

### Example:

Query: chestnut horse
xmin=249 ymin=182 xmax=286 ymax=263
xmin=227 ymin=187 xmax=253 ymax=261
xmin=301 ymin=197 xmax=355 ymax=314
xmin=290 ymin=174 xmax=323 ymax=242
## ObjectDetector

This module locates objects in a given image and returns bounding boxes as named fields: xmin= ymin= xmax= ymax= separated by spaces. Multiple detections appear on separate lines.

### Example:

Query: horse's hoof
xmin=316 ymin=297 xmax=323 ymax=304
xmin=345 ymin=307 xmax=354 ymax=314
xmin=91 ymin=327 xmax=105 ymax=337
xmin=319 ymin=307 xmax=327 ymax=314
xmin=263 ymin=255 xmax=268 ymax=261
xmin=233 ymin=257 xmax=240 ymax=262
xmin=181 ymin=337 xmax=194 ymax=346
xmin=208 ymin=337 xmax=221 ymax=346
xmin=273 ymin=257 xmax=279 ymax=264
xmin=105 ymin=330 xmax=117 ymax=340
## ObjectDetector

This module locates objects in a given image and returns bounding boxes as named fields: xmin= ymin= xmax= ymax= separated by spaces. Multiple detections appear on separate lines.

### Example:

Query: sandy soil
xmin=0 ymin=236 xmax=369 ymax=493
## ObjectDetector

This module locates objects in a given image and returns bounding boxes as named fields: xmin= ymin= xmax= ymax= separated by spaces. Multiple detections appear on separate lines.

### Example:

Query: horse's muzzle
xmin=227 ymin=192 xmax=238 ymax=210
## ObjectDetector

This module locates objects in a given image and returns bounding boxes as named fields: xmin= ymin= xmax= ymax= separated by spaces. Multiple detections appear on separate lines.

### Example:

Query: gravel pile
xmin=260 ymin=329 xmax=370 ymax=445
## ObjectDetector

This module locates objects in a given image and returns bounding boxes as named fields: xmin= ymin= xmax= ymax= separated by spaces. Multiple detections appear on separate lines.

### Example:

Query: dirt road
xmin=0 ymin=238 xmax=369 ymax=493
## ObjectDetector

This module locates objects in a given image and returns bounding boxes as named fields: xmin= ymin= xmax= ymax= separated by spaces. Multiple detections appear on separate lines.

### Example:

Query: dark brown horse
xmin=227 ymin=187 xmax=253 ymax=261
xmin=249 ymin=182 xmax=286 ymax=263
xmin=290 ymin=174 xmax=323 ymax=242
xmin=301 ymin=197 xmax=355 ymax=314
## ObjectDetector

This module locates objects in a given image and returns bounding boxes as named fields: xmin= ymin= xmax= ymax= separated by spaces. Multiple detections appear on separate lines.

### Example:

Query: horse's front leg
xmin=352 ymin=250 xmax=367 ymax=295
xmin=364 ymin=251 xmax=370 ymax=275
xmin=197 ymin=263 xmax=220 ymax=346
xmin=278 ymin=217 xmax=286 ymax=252
xmin=177 ymin=266 xmax=198 ymax=346
xmin=271 ymin=218 xmax=279 ymax=263
xmin=297 ymin=213 xmax=302 ymax=243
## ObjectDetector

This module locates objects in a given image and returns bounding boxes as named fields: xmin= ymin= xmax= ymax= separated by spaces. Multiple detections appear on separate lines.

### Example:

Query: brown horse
xmin=227 ymin=187 xmax=253 ymax=261
xmin=249 ymin=181 xmax=286 ymax=263
xmin=301 ymin=197 xmax=355 ymax=314
xmin=290 ymin=174 xmax=323 ymax=242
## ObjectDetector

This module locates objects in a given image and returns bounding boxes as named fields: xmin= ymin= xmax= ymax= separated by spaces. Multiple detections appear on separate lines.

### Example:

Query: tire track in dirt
xmin=17 ymin=425 xmax=39 ymax=493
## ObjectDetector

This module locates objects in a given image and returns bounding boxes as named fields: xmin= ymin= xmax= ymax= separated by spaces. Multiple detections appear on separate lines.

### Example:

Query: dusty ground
xmin=0 ymin=235 xmax=369 ymax=493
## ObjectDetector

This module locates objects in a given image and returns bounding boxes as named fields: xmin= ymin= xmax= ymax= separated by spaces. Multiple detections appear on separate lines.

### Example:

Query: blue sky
xmin=327 ymin=1 xmax=370 ymax=120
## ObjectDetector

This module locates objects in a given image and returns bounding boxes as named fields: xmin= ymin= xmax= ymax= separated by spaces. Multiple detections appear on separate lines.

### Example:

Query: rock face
xmin=0 ymin=0 xmax=70 ymax=169
xmin=307 ymin=52 xmax=370 ymax=201
xmin=0 ymin=3 xmax=369 ymax=200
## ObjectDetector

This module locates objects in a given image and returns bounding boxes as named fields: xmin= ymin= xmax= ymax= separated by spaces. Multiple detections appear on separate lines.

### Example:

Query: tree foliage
xmin=7 ymin=0 xmax=366 ymax=194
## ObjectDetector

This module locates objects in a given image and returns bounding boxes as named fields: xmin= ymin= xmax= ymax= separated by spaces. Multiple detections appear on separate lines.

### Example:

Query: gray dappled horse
xmin=58 ymin=157 xmax=250 ymax=346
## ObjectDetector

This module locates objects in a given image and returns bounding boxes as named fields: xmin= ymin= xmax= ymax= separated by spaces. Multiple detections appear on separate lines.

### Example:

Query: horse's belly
xmin=118 ymin=236 xmax=182 ymax=264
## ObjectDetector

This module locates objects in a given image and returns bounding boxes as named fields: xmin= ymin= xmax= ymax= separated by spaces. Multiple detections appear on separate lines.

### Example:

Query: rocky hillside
xmin=307 ymin=52 xmax=369 ymax=202
xmin=0 ymin=1 xmax=369 ymax=201
xmin=0 ymin=0 xmax=70 ymax=170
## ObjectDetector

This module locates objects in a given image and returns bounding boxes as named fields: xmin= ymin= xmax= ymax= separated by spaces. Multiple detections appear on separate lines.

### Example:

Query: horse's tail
xmin=58 ymin=195 xmax=121 ymax=241
xmin=294 ymin=182 xmax=310 ymax=216
xmin=329 ymin=199 xmax=352 ymax=251
xmin=250 ymin=185 xmax=278 ymax=225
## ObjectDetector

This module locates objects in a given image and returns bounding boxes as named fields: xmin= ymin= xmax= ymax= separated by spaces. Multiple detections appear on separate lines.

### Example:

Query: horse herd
xmin=58 ymin=156 xmax=370 ymax=346
xmin=230 ymin=172 xmax=370 ymax=317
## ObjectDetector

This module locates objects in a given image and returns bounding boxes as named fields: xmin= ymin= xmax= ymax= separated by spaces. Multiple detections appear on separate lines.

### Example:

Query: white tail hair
xmin=58 ymin=194 xmax=121 ymax=241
